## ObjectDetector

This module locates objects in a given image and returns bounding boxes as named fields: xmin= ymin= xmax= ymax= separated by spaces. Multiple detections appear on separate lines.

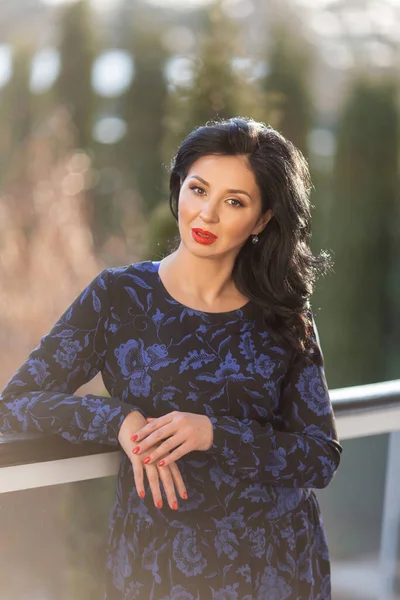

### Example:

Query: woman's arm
xmin=206 ymin=316 xmax=342 ymax=488
xmin=0 ymin=269 xmax=145 ymax=446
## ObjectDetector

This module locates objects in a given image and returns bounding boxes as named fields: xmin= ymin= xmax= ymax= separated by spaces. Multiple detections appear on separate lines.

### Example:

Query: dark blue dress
xmin=0 ymin=260 xmax=342 ymax=600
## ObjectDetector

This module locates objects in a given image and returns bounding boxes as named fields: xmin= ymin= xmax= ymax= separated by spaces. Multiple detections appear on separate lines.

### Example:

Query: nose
xmin=199 ymin=198 xmax=219 ymax=224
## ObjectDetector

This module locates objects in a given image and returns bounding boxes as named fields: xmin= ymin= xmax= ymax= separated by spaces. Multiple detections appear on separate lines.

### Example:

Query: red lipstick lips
xmin=191 ymin=228 xmax=218 ymax=245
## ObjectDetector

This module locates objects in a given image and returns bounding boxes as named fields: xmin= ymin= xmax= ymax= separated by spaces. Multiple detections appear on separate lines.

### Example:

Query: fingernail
xmin=157 ymin=501 xmax=162 ymax=509
xmin=158 ymin=460 xmax=165 ymax=467
xmin=132 ymin=446 xmax=140 ymax=454
xmin=146 ymin=417 xmax=153 ymax=422
xmin=139 ymin=491 xmax=145 ymax=498
xmin=131 ymin=434 xmax=138 ymax=442
xmin=143 ymin=456 xmax=151 ymax=464
xmin=183 ymin=492 xmax=188 ymax=500
xmin=172 ymin=501 xmax=178 ymax=510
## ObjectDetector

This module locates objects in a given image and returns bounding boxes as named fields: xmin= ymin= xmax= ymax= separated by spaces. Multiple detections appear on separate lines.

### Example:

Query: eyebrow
xmin=188 ymin=175 xmax=252 ymax=200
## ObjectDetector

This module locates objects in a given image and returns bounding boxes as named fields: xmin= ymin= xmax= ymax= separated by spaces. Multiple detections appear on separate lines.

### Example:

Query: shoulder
xmin=105 ymin=260 xmax=158 ymax=286
xmin=103 ymin=261 xmax=159 ymax=309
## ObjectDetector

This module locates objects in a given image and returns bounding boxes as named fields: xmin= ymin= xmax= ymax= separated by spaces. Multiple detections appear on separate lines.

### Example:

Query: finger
xmin=131 ymin=419 xmax=170 ymax=446
xmin=157 ymin=464 xmax=179 ymax=510
xmin=130 ymin=420 xmax=158 ymax=443
xmin=169 ymin=462 xmax=188 ymax=500
xmin=133 ymin=423 xmax=178 ymax=456
xmin=131 ymin=456 xmax=145 ymax=499
xmin=145 ymin=463 xmax=164 ymax=509
xmin=132 ymin=412 xmax=177 ymax=443
xmin=156 ymin=441 xmax=192 ymax=468
xmin=142 ymin=434 xmax=185 ymax=465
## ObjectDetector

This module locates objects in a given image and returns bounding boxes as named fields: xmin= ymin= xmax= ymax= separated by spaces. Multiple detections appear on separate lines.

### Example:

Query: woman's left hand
xmin=131 ymin=411 xmax=214 ymax=467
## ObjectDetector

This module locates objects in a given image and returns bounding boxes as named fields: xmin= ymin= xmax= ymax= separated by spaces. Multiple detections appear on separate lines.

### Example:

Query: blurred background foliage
xmin=0 ymin=0 xmax=399 ymax=598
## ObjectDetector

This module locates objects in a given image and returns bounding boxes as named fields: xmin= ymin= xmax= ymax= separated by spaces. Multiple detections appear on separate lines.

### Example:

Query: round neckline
xmin=151 ymin=260 xmax=253 ymax=319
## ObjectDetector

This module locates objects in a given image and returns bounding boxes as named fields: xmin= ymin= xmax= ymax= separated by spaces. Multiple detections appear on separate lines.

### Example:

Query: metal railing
xmin=1 ymin=379 xmax=399 ymax=492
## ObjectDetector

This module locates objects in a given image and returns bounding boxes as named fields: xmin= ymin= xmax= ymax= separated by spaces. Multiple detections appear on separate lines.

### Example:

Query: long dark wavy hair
xmin=167 ymin=117 xmax=332 ymax=362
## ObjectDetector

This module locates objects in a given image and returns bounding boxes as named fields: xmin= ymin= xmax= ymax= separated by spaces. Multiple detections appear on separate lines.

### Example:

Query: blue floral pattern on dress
xmin=0 ymin=260 xmax=342 ymax=599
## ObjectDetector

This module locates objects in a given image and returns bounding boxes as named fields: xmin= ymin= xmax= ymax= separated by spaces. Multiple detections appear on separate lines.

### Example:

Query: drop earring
xmin=251 ymin=234 xmax=259 ymax=245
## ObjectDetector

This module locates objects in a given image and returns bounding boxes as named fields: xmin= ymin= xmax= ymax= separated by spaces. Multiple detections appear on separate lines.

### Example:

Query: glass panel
xmin=0 ymin=477 xmax=116 ymax=600
xmin=316 ymin=433 xmax=400 ymax=600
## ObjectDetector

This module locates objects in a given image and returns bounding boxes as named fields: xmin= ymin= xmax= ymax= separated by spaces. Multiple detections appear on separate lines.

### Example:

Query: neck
xmin=160 ymin=245 xmax=242 ymax=307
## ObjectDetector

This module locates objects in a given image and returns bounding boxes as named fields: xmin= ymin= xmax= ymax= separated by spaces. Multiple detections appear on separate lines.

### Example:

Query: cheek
xmin=178 ymin=192 xmax=197 ymax=221
xmin=224 ymin=216 xmax=254 ymax=239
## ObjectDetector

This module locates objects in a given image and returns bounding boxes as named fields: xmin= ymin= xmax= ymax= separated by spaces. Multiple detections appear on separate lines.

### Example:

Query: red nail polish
xmin=132 ymin=446 xmax=140 ymax=454
xmin=131 ymin=434 xmax=138 ymax=442
xmin=158 ymin=460 xmax=165 ymax=467
xmin=139 ymin=491 xmax=145 ymax=498
xmin=143 ymin=456 xmax=151 ymax=464
xmin=183 ymin=492 xmax=188 ymax=500
xmin=157 ymin=501 xmax=162 ymax=509
xmin=172 ymin=501 xmax=178 ymax=510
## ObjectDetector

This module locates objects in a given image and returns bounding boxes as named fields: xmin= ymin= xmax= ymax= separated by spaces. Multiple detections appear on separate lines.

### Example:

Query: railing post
xmin=379 ymin=430 xmax=400 ymax=598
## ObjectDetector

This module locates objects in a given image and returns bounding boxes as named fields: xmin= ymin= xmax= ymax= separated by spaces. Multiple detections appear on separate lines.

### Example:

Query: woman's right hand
xmin=118 ymin=410 xmax=187 ymax=510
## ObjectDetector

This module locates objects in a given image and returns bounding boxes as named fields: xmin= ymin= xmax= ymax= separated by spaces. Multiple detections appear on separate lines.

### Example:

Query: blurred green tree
xmin=320 ymin=77 xmax=399 ymax=387
xmin=182 ymin=1 xmax=261 ymax=132
xmin=260 ymin=22 xmax=313 ymax=158
xmin=0 ymin=44 xmax=33 ymax=179
xmin=120 ymin=19 xmax=170 ymax=216
xmin=55 ymin=0 xmax=97 ymax=150
xmin=163 ymin=0 xmax=262 ymax=152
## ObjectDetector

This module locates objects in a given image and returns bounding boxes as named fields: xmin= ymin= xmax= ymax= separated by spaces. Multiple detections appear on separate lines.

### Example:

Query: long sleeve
xmin=0 ymin=269 xmax=146 ymax=447
xmin=207 ymin=315 xmax=342 ymax=488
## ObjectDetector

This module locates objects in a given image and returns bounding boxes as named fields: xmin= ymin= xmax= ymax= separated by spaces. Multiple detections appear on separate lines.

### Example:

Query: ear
xmin=252 ymin=209 xmax=274 ymax=235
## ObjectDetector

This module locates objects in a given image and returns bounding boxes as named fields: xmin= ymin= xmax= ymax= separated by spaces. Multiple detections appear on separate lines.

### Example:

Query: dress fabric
xmin=0 ymin=260 xmax=342 ymax=600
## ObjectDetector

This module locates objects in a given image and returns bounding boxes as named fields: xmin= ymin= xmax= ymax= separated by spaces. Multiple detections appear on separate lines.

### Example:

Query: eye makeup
xmin=189 ymin=185 xmax=245 ymax=207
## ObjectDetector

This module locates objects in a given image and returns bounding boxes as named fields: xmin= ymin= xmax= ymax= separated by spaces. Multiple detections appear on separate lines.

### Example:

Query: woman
xmin=0 ymin=117 xmax=342 ymax=599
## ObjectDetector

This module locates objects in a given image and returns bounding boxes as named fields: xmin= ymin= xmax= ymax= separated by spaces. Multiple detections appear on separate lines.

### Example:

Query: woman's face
xmin=178 ymin=154 xmax=273 ymax=259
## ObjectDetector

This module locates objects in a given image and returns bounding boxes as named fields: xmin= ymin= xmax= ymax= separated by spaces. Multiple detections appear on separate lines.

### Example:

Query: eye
xmin=189 ymin=186 xmax=244 ymax=207
xmin=189 ymin=185 xmax=205 ymax=195
xmin=226 ymin=198 xmax=244 ymax=208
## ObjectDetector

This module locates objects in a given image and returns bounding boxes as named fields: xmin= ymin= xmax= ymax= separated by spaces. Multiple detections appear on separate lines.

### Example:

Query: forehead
xmin=187 ymin=155 xmax=259 ymax=195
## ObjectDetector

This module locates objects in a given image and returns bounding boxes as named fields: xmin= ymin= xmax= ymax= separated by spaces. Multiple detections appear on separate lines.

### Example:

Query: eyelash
xmin=189 ymin=185 xmax=244 ymax=208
